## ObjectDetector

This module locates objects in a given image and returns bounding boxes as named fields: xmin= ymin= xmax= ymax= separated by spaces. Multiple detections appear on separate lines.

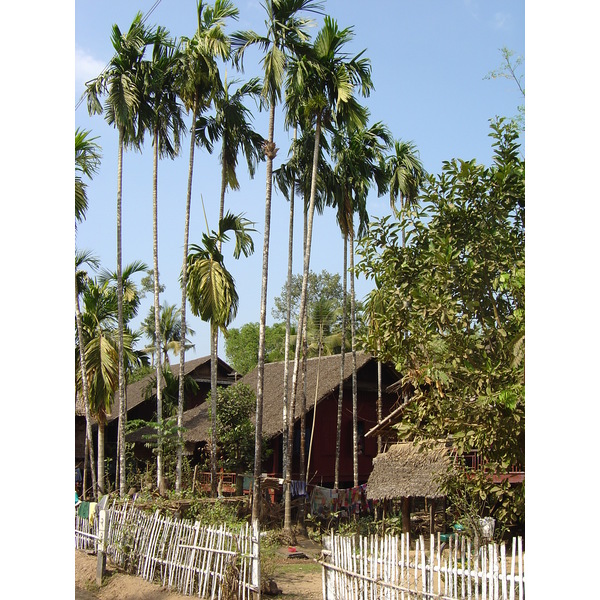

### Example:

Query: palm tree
xmin=231 ymin=0 xmax=323 ymax=528
xmin=76 ymin=279 xmax=119 ymax=495
xmin=386 ymin=139 xmax=426 ymax=246
xmin=142 ymin=303 xmax=196 ymax=367
xmin=75 ymin=250 xmax=100 ymax=500
xmin=273 ymin=127 xmax=298 ymax=484
xmin=185 ymin=212 xmax=255 ymax=496
xmin=331 ymin=120 xmax=391 ymax=486
xmin=283 ymin=15 xmax=373 ymax=530
xmin=207 ymin=75 xmax=265 ymax=224
xmin=274 ymin=125 xmax=332 ymax=509
xmin=98 ymin=260 xmax=148 ymax=490
xmin=85 ymin=12 xmax=153 ymax=497
xmin=197 ymin=75 xmax=264 ymax=457
xmin=75 ymin=128 xmax=101 ymax=499
xmin=142 ymin=25 xmax=185 ymax=493
xmin=175 ymin=0 xmax=237 ymax=492
xmin=75 ymin=128 xmax=102 ymax=224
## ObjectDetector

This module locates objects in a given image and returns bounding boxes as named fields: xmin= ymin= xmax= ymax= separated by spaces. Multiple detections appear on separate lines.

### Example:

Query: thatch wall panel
xmin=366 ymin=442 xmax=451 ymax=500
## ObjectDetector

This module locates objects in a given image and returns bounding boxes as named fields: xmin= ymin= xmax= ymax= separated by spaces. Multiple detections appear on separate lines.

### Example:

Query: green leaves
xmin=357 ymin=120 xmax=525 ymax=528
xmin=186 ymin=211 xmax=255 ymax=330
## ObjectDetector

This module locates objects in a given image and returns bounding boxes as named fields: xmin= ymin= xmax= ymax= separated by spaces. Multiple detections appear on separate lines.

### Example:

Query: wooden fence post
xmin=251 ymin=519 xmax=261 ymax=599
xmin=321 ymin=535 xmax=334 ymax=600
xmin=96 ymin=509 xmax=108 ymax=586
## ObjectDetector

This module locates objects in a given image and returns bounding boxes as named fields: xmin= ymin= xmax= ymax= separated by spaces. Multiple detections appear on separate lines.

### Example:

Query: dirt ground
xmin=75 ymin=536 xmax=324 ymax=600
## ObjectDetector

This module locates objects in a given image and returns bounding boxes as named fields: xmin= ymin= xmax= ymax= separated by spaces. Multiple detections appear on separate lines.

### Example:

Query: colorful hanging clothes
xmin=310 ymin=486 xmax=333 ymax=516
xmin=290 ymin=480 xmax=307 ymax=498
xmin=77 ymin=501 xmax=90 ymax=520
xmin=88 ymin=502 xmax=98 ymax=525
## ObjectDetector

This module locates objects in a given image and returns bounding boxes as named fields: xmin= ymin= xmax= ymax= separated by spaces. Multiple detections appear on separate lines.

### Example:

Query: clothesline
xmin=309 ymin=483 xmax=374 ymax=518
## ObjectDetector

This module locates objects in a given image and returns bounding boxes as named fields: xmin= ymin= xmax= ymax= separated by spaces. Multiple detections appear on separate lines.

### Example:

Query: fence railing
xmin=75 ymin=502 xmax=259 ymax=599
xmin=321 ymin=532 xmax=525 ymax=600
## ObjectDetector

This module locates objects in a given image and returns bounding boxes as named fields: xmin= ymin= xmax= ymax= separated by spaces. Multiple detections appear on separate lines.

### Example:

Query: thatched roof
xmin=366 ymin=442 xmax=451 ymax=500
xmin=128 ymin=352 xmax=400 ymax=445
xmin=106 ymin=356 xmax=236 ymax=423
xmin=237 ymin=351 xmax=390 ymax=438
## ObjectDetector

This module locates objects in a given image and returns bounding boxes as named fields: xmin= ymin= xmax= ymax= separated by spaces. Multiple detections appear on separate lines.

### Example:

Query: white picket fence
xmin=75 ymin=502 xmax=259 ymax=599
xmin=321 ymin=532 xmax=525 ymax=600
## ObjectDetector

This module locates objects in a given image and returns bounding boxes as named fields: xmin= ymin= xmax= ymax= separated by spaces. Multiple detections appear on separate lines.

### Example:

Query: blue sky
xmin=74 ymin=0 xmax=525 ymax=360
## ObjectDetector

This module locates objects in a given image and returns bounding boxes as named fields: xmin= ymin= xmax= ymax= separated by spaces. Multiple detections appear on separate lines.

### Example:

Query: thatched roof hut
xmin=366 ymin=442 xmax=451 ymax=501
xmin=367 ymin=442 xmax=452 ymax=534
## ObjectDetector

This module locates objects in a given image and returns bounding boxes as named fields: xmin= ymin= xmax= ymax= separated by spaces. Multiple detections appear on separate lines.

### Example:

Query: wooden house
xmin=76 ymin=356 xmax=238 ymax=477
xmin=168 ymin=352 xmax=404 ymax=489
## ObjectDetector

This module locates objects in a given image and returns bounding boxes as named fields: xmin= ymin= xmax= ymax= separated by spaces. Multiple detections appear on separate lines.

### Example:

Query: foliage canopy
xmin=356 ymin=119 xmax=525 ymax=527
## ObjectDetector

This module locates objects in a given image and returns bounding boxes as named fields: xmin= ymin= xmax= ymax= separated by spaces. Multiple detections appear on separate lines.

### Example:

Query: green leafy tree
xmin=210 ymin=384 xmax=257 ymax=477
xmin=224 ymin=321 xmax=287 ymax=375
xmin=186 ymin=212 xmax=255 ymax=496
xmin=356 ymin=119 xmax=525 ymax=529
xmin=272 ymin=270 xmax=342 ymax=324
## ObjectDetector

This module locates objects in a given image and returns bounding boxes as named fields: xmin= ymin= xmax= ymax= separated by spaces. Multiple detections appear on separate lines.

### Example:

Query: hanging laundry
xmin=310 ymin=486 xmax=333 ymax=516
xmin=290 ymin=480 xmax=307 ymax=498
xmin=77 ymin=501 xmax=90 ymax=520
xmin=88 ymin=502 xmax=98 ymax=525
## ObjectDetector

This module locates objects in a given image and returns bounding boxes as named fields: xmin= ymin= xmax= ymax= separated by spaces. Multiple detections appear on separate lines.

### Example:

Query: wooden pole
xmin=96 ymin=509 xmax=108 ymax=586
xmin=401 ymin=497 xmax=411 ymax=534
xmin=429 ymin=498 xmax=436 ymax=535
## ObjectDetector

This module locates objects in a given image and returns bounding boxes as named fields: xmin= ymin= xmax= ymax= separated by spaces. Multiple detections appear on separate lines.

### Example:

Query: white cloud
xmin=75 ymin=46 xmax=106 ymax=86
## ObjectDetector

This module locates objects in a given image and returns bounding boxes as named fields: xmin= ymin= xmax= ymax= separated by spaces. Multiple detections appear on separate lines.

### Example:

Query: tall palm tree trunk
xmin=211 ymin=137 xmax=232 ymax=498
xmin=298 ymin=333 xmax=308 ymax=533
xmin=98 ymin=418 xmax=106 ymax=495
xmin=153 ymin=129 xmax=165 ymax=492
xmin=334 ymin=235 xmax=347 ymax=489
xmin=350 ymin=227 xmax=358 ymax=487
xmin=75 ymin=286 xmax=98 ymax=500
xmin=282 ymin=126 xmax=297 ymax=523
xmin=210 ymin=323 xmax=219 ymax=497
xmin=177 ymin=94 xmax=198 ymax=492
xmin=116 ymin=128 xmax=127 ymax=498
xmin=287 ymin=114 xmax=322 ymax=533
xmin=253 ymin=100 xmax=277 ymax=525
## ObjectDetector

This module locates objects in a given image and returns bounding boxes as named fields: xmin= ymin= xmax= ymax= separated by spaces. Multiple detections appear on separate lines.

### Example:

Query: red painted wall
xmin=266 ymin=382 xmax=398 ymax=488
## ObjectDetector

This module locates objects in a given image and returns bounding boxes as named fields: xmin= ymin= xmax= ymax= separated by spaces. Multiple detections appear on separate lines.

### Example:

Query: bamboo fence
xmin=75 ymin=502 xmax=259 ymax=599
xmin=321 ymin=532 xmax=525 ymax=600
